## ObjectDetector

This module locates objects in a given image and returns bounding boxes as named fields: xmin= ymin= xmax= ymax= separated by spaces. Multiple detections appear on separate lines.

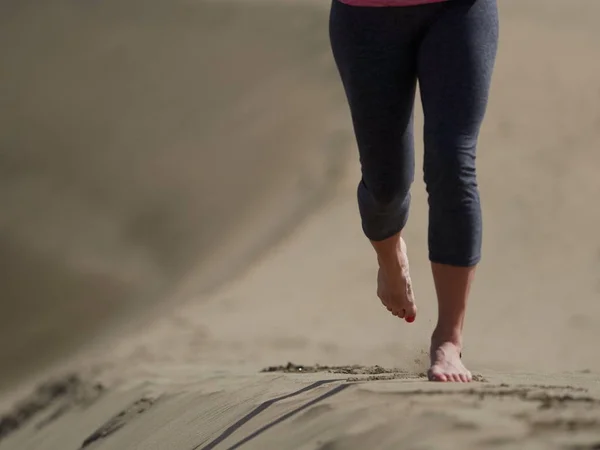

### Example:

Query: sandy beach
xmin=1 ymin=0 xmax=600 ymax=449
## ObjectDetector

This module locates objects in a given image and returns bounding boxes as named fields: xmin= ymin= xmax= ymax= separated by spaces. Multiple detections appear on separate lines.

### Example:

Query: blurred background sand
xmin=1 ymin=1 xmax=600 ymax=446
xmin=0 ymin=0 xmax=349 ymax=394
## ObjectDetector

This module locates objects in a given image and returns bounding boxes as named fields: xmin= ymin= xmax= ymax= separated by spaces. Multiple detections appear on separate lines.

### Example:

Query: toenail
xmin=405 ymin=316 xmax=415 ymax=323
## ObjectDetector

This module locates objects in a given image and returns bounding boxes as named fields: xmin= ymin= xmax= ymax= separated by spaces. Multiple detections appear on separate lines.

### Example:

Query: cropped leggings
xmin=329 ymin=0 xmax=498 ymax=266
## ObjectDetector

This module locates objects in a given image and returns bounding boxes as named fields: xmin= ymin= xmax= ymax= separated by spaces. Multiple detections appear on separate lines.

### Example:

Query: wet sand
xmin=2 ymin=0 xmax=600 ymax=449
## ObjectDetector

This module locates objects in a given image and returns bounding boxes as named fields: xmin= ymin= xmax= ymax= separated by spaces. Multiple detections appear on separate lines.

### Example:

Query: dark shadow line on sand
xmin=226 ymin=383 xmax=350 ymax=450
xmin=194 ymin=379 xmax=346 ymax=450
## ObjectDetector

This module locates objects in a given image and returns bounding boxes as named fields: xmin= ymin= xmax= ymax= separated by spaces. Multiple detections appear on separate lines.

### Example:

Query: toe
xmin=405 ymin=303 xmax=417 ymax=318
xmin=428 ymin=367 xmax=447 ymax=382
xmin=451 ymin=373 xmax=462 ymax=382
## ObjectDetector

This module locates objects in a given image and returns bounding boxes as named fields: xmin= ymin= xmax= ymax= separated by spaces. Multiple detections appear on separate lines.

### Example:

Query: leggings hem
xmin=429 ymin=254 xmax=481 ymax=267
xmin=362 ymin=219 xmax=407 ymax=242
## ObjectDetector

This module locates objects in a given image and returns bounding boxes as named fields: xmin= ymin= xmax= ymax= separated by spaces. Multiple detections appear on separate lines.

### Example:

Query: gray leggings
xmin=329 ymin=0 xmax=498 ymax=266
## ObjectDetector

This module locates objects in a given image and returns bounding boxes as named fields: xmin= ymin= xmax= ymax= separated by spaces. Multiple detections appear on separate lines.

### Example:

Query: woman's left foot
xmin=428 ymin=341 xmax=472 ymax=382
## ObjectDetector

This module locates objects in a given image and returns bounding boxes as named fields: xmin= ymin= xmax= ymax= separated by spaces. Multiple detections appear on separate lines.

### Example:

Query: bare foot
xmin=428 ymin=341 xmax=472 ymax=382
xmin=375 ymin=237 xmax=417 ymax=322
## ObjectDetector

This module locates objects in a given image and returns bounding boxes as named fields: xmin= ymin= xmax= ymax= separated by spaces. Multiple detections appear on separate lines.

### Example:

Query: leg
xmin=417 ymin=0 xmax=499 ymax=381
xmin=329 ymin=1 xmax=427 ymax=320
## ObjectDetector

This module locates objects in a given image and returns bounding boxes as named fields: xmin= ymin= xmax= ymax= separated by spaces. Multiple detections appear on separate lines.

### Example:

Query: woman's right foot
xmin=374 ymin=236 xmax=417 ymax=322
xmin=428 ymin=339 xmax=472 ymax=382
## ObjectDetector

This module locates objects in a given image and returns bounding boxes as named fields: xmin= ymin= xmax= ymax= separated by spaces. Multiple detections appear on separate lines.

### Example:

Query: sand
xmin=2 ymin=0 xmax=600 ymax=449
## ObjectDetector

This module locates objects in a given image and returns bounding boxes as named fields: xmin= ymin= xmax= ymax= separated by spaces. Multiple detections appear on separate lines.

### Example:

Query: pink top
xmin=338 ymin=0 xmax=447 ymax=6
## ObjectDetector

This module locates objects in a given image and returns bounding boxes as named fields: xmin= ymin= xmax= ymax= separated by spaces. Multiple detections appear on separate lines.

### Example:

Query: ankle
xmin=431 ymin=327 xmax=463 ymax=349
xmin=377 ymin=253 xmax=401 ymax=271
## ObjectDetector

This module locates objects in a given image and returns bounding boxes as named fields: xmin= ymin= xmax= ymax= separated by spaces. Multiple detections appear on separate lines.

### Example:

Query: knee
xmin=425 ymin=163 xmax=478 ymax=206
xmin=424 ymin=137 xmax=478 ymax=205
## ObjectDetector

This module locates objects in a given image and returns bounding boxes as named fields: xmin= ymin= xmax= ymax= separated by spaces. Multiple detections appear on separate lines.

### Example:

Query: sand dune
xmin=2 ymin=0 xmax=600 ymax=449
xmin=0 ymin=0 xmax=348 ymax=393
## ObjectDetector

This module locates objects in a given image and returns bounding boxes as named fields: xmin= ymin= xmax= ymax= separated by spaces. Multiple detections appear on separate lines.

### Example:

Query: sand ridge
xmin=3 ymin=370 xmax=600 ymax=449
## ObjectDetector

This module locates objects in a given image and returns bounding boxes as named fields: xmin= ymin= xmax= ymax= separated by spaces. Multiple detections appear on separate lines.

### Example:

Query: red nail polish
xmin=405 ymin=316 xmax=415 ymax=323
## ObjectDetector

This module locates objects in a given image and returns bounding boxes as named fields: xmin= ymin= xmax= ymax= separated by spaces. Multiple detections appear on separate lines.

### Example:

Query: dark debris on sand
xmin=261 ymin=362 xmax=406 ymax=375
xmin=0 ymin=374 xmax=104 ymax=442
xmin=80 ymin=397 xmax=156 ymax=449
xmin=261 ymin=362 xmax=487 ymax=382
xmin=391 ymin=384 xmax=599 ymax=410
